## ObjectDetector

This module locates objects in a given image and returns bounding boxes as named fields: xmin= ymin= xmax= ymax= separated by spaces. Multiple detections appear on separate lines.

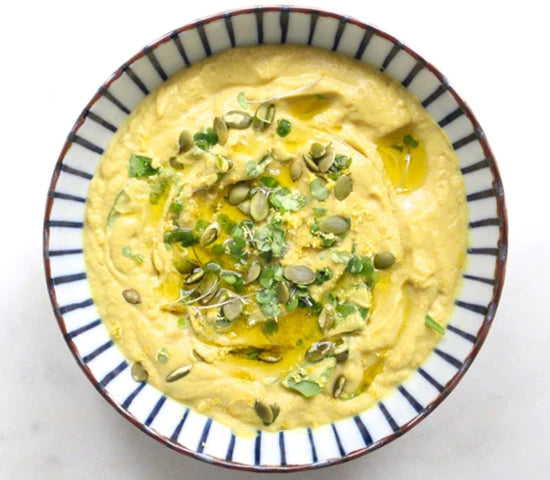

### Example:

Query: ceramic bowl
xmin=43 ymin=6 xmax=507 ymax=472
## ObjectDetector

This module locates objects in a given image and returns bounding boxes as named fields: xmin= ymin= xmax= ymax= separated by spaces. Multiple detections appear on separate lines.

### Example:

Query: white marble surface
xmin=1 ymin=0 xmax=548 ymax=478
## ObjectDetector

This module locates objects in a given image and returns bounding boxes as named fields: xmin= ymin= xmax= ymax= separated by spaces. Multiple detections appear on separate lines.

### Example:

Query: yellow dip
xmin=83 ymin=45 xmax=468 ymax=436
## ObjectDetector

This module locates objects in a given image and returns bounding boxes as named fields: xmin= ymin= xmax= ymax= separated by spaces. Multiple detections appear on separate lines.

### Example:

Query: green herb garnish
xmin=254 ymin=218 xmax=286 ymax=258
xmin=425 ymin=314 xmax=445 ymax=335
xmin=260 ymin=176 xmax=279 ymax=189
xmin=149 ymin=177 xmax=169 ymax=204
xmin=128 ymin=154 xmax=159 ymax=178
xmin=403 ymin=134 xmax=419 ymax=149
xmin=246 ymin=153 xmax=272 ymax=178
xmin=262 ymin=318 xmax=279 ymax=335
xmin=313 ymin=207 xmax=327 ymax=216
xmin=163 ymin=228 xmax=198 ymax=246
xmin=193 ymin=128 xmax=218 ymax=151
xmin=157 ymin=348 xmax=170 ymax=363
xmin=237 ymin=91 xmax=248 ymax=109
xmin=315 ymin=267 xmax=333 ymax=284
xmin=276 ymin=119 xmax=291 ymax=137
xmin=169 ymin=199 xmax=183 ymax=214
xmin=122 ymin=246 xmax=144 ymax=264
xmin=269 ymin=187 xmax=307 ymax=213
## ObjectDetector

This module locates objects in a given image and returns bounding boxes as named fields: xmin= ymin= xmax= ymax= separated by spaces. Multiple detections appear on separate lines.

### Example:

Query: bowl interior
xmin=43 ymin=6 xmax=507 ymax=472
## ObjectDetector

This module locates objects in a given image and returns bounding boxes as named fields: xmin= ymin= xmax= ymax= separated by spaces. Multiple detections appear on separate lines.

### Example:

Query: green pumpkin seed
xmin=215 ymin=155 xmax=232 ymax=173
xmin=334 ymin=174 xmax=353 ymax=200
xmin=185 ymin=268 xmax=205 ymax=284
xmin=318 ymin=304 xmax=335 ymax=332
xmin=200 ymin=223 xmax=219 ymax=246
xmin=197 ymin=273 xmax=219 ymax=304
xmin=204 ymin=261 xmax=222 ymax=273
xmin=303 ymin=153 xmax=320 ymax=172
xmin=258 ymin=351 xmax=282 ymax=363
xmin=238 ymin=199 xmax=251 ymax=215
xmin=254 ymin=400 xmax=279 ymax=426
xmin=374 ymin=252 xmax=395 ymax=270
xmin=283 ymin=265 xmax=315 ymax=285
xmin=131 ymin=362 xmax=148 ymax=382
xmin=178 ymin=130 xmax=193 ymax=153
xmin=318 ymin=149 xmax=335 ymax=173
xmin=192 ymin=349 xmax=207 ymax=362
xmin=169 ymin=156 xmax=184 ymax=170
xmin=213 ymin=116 xmax=228 ymax=145
xmin=122 ymin=289 xmax=141 ymax=304
xmin=290 ymin=159 xmax=303 ymax=181
xmin=222 ymin=299 xmax=242 ymax=321
xmin=174 ymin=258 xmax=199 ymax=274
xmin=333 ymin=375 xmax=346 ymax=398
xmin=228 ymin=181 xmax=250 ymax=205
xmin=310 ymin=142 xmax=327 ymax=160
xmin=305 ymin=340 xmax=335 ymax=362
xmin=224 ymin=110 xmax=253 ymax=129
xmin=250 ymin=191 xmax=269 ymax=222
xmin=253 ymin=103 xmax=276 ymax=130
xmin=319 ymin=215 xmax=350 ymax=235
xmin=165 ymin=364 xmax=193 ymax=383
xmin=244 ymin=261 xmax=261 ymax=284
xmin=275 ymin=281 xmax=290 ymax=303
xmin=333 ymin=343 xmax=349 ymax=363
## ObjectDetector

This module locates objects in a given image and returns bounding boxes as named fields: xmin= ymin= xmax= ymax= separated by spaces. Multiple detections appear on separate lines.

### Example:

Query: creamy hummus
xmin=84 ymin=45 xmax=468 ymax=436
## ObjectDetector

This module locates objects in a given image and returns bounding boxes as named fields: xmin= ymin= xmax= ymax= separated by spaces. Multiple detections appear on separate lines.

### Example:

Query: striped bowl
xmin=43 ymin=6 xmax=507 ymax=472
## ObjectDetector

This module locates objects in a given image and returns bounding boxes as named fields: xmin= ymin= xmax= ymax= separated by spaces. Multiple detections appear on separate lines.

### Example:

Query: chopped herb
xmin=221 ymin=274 xmax=238 ymax=285
xmin=313 ymin=207 xmax=328 ymax=216
xmin=107 ymin=190 xmax=126 ymax=227
xmin=128 ymin=154 xmax=159 ymax=178
xmin=336 ymin=301 xmax=358 ymax=318
xmin=346 ymin=254 xmax=364 ymax=274
xmin=193 ymin=128 xmax=218 ymax=151
xmin=358 ymin=307 xmax=369 ymax=320
xmin=310 ymin=178 xmax=329 ymax=201
xmin=169 ymin=199 xmax=183 ymax=214
xmin=284 ymin=378 xmax=321 ymax=398
xmin=259 ymin=265 xmax=283 ymax=288
xmin=246 ymin=154 xmax=272 ymax=178
xmin=286 ymin=296 xmax=299 ymax=312
xmin=122 ymin=246 xmax=144 ymax=264
xmin=331 ymin=250 xmax=351 ymax=264
xmin=391 ymin=145 xmax=404 ymax=152
xmin=217 ymin=213 xmax=237 ymax=234
xmin=333 ymin=154 xmax=352 ymax=171
xmin=211 ymin=244 xmax=225 ymax=256
xmin=276 ymin=119 xmax=291 ymax=137
xmin=254 ymin=219 xmax=286 ymax=258
xmin=227 ymin=236 xmax=246 ymax=258
xmin=315 ymin=267 xmax=333 ymax=285
xmin=149 ymin=177 xmax=169 ymax=204
xmin=177 ymin=317 xmax=189 ymax=329
xmin=425 ymin=314 xmax=445 ymax=334
xmin=262 ymin=318 xmax=279 ymax=335
xmin=237 ymin=91 xmax=248 ymax=109
xmin=195 ymin=219 xmax=210 ymax=233
xmin=403 ymin=134 xmax=419 ymax=149
xmin=269 ymin=187 xmax=307 ymax=213
xmin=163 ymin=228 xmax=198 ymax=246
xmin=157 ymin=348 xmax=170 ymax=363
xmin=260 ymin=176 xmax=279 ymax=188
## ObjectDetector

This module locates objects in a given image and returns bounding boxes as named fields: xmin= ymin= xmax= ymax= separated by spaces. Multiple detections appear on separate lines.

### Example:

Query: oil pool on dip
xmin=84 ymin=45 xmax=468 ymax=436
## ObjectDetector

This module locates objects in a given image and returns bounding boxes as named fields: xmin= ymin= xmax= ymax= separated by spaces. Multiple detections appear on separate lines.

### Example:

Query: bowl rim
xmin=43 ymin=5 xmax=508 ymax=472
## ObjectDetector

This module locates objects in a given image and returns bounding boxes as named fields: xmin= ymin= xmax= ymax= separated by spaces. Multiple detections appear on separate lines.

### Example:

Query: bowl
xmin=43 ymin=6 xmax=507 ymax=472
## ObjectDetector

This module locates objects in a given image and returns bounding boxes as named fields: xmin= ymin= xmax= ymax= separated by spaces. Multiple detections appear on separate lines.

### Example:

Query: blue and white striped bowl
xmin=43 ymin=6 xmax=507 ymax=472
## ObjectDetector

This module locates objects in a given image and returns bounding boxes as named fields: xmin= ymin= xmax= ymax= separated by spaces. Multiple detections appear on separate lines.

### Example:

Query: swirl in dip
xmin=84 ymin=45 xmax=468 ymax=436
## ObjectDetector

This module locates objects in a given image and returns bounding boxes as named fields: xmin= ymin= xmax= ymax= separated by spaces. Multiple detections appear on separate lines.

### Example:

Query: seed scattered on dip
xmin=83 ymin=45 xmax=468 ymax=436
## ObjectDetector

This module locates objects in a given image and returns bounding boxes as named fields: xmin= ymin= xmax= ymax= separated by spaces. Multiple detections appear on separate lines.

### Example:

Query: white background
xmin=1 ymin=0 xmax=548 ymax=478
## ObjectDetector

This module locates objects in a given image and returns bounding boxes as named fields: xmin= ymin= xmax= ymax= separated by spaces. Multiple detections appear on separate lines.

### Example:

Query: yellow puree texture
xmin=83 ymin=45 xmax=468 ymax=436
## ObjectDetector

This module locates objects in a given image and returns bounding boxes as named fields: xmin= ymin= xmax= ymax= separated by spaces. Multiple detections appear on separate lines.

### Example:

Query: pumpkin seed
xmin=169 ymin=156 xmax=184 ymax=170
xmin=197 ymin=273 xmax=219 ymax=304
xmin=374 ymin=252 xmax=395 ymax=270
xmin=222 ymin=299 xmax=242 ymax=321
xmin=318 ymin=304 xmax=335 ymax=332
xmin=318 ymin=149 xmax=335 ymax=173
xmin=319 ymin=215 xmax=350 ymax=235
xmin=250 ymin=191 xmax=269 ymax=222
xmin=215 ymin=155 xmax=232 ymax=173
xmin=283 ymin=265 xmax=315 ymax=285
xmin=333 ymin=343 xmax=349 ymax=363
xmin=165 ymin=364 xmax=193 ymax=383
xmin=303 ymin=153 xmax=320 ymax=172
xmin=178 ymin=130 xmax=193 ymax=153
xmin=192 ymin=349 xmax=207 ymax=362
xmin=200 ymin=223 xmax=219 ymax=246
xmin=334 ymin=174 xmax=352 ymax=200
xmin=131 ymin=362 xmax=148 ymax=382
xmin=275 ymin=281 xmax=290 ymax=303
xmin=258 ymin=351 xmax=282 ymax=363
xmin=224 ymin=110 xmax=253 ymax=129
xmin=213 ymin=116 xmax=228 ymax=145
xmin=310 ymin=142 xmax=326 ymax=160
xmin=253 ymin=103 xmax=276 ymax=130
xmin=254 ymin=400 xmax=279 ymax=426
xmin=204 ymin=261 xmax=222 ymax=273
xmin=238 ymin=199 xmax=251 ymax=215
xmin=244 ymin=261 xmax=261 ymax=284
xmin=290 ymin=159 xmax=303 ymax=181
xmin=228 ymin=181 xmax=250 ymax=205
xmin=185 ymin=268 xmax=205 ymax=284
xmin=122 ymin=288 xmax=141 ymax=304
xmin=174 ymin=258 xmax=199 ymax=274
xmin=333 ymin=375 xmax=346 ymax=398
xmin=305 ymin=340 xmax=335 ymax=362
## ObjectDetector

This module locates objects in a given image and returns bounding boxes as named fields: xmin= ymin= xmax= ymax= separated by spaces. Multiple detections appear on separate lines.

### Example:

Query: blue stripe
xmin=224 ymin=13 xmax=236 ymax=47
xmin=461 ymin=158 xmax=489 ymax=174
xmin=255 ymin=8 xmax=263 ymax=44
xmin=122 ymin=64 xmax=149 ymax=95
xmin=254 ymin=430 xmax=261 ymax=465
xmin=85 ymin=110 xmax=118 ymax=133
xmin=422 ymin=84 xmax=446 ymax=107
xmin=418 ymin=367 xmax=444 ymax=392
xmin=463 ymin=273 xmax=496 ymax=286
xmin=307 ymin=428 xmax=318 ymax=463
xmin=278 ymin=431 xmax=286 ymax=465
xmin=59 ymin=164 xmax=93 ymax=180
xmin=171 ymin=31 xmax=190 ymax=66
xmin=307 ymin=11 xmax=319 ymax=45
xmin=57 ymin=298 xmax=93 ymax=314
xmin=467 ymin=247 xmax=499 ymax=256
xmin=98 ymin=86 xmax=131 ymax=114
xmin=225 ymin=434 xmax=236 ymax=461
xmin=82 ymin=340 xmax=113 ymax=364
xmin=467 ymin=188 xmax=496 ymax=202
xmin=401 ymin=61 xmax=424 ymax=87
xmin=50 ymin=191 xmax=86 ymax=203
xmin=380 ymin=43 xmax=401 ymax=71
xmin=170 ymin=408 xmax=190 ymax=442
xmin=51 ymin=272 xmax=86 ymax=285
xmin=434 ymin=348 xmax=462 ymax=369
xmin=195 ymin=21 xmax=212 ymax=56
xmin=354 ymin=26 xmax=374 ymax=60
xmin=48 ymin=248 xmax=83 ymax=256
xmin=470 ymin=218 xmax=501 ymax=228
xmin=66 ymin=319 xmax=101 ymax=339
xmin=353 ymin=415 xmax=373 ymax=446
xmin=145 ymin=396 xmax=166 ymax=427
xmin=378 ymin=402 xmax=399 ymax=432
xmin=332 ymin=17 xmax=347 ymax=51
xmin=438 ymin=107 xmax=465 ymax=128
xmin=144 ymin=46 xmax=168 ymax=81
xmin=49 ymin=220 xmax=83 ymax=228
xmin=68 ymin=133 xmax=104 ymax=155
xmin=122 ymin=382 xmax=147 ymax=409
xmin=455 ymin=300 xmax=489 ymax=315
xmin=196 ymin=417 xmax=213 ymax=453
xmin=447 ymin=324 xmax=477 ymax=343
xmin=99 ymin=360 xmax=128 ymax=387
xmin=331 ymin=424 xmax=345 ymax=456
xmin=453 ymin=132 xmax=479 ymax=150
xmin=397 ymin=385 xmax=423 ymax=413
xmin=279 ymin=7 xmax=289 ymax=44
